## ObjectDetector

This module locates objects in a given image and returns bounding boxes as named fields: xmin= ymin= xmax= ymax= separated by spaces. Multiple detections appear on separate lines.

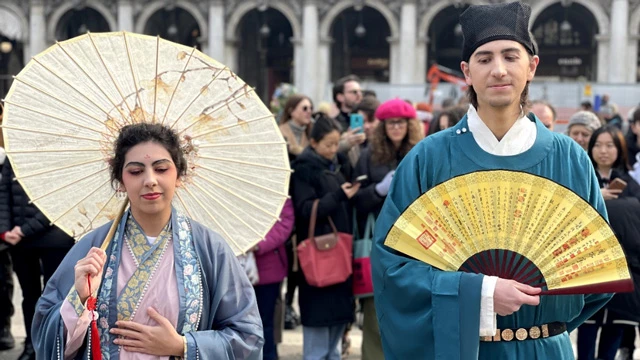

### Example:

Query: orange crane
xmin=425 ymin=64 xmax=468 ymax=106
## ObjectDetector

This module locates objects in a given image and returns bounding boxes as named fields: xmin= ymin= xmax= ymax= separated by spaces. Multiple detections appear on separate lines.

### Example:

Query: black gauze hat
xmin=460 ymin=2 xmax=537 ymax=62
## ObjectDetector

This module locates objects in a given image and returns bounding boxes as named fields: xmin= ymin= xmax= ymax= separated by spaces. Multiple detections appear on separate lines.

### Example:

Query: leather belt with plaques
xmin=480 ymin=322 xmax=567 ymax=342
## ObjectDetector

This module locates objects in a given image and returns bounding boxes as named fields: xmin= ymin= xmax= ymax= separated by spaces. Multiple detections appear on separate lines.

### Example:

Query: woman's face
xmin=311 ymin=130 xmax=340 ymax=160
xmin=121 ymin=142 xmax=180 ymax=221
xmin=568 ymin=125 xmax=592 ymax=150
xmin=385 ymin=118 xmax=408 ymax=145
xmin=592 ymin=132 xmax=618 ymax=169
xmin=290 ymin=99 xmax=312 ymax=126
xmin=439 ymin=115 xmax=451 ymax=130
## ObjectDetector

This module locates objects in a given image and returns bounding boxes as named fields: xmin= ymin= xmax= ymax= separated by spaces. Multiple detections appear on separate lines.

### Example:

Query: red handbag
xmin=297 ymin=199 xmax=353 ymax=288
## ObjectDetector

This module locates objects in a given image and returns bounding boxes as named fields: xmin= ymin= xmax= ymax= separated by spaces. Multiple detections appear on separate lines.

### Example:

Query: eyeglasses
xmin=386 ymin=119 xmax=408 ymax=128
xmin=301 ymin=106 xmax=313 ymax=112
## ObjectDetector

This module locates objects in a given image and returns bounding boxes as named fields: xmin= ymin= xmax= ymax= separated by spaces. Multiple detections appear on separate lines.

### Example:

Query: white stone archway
xmin=226 ymin=1 xmax=302 ymax=42
xmin=318 ymin=0 xmax=400 ymax=93
xmin=135 ymin=1 xmax=209 ymax=53
xmin=529 ymin=0 xmax=609 ymax=34
xmin=47 ymin=1 xmax=117 ymax=42
xmin=0 ymin=3 xmax=28 ymax=42
xmin=319 ymin=0 xmax=399 ymax=39
xmin=225 ymin=0 xmax=303 ymax=85
xmin=530 ymin=0 xmax=609 ymax=82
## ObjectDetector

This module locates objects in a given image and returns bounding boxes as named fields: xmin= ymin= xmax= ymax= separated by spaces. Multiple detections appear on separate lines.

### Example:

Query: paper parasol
xmin=2 ymin=31 xmax=290 ymax=255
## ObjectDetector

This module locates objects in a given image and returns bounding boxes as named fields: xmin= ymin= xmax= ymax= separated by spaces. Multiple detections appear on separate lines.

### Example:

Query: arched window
xmin=531 ymin=2 xmax=599 ymax=81
xmin=330 ymin=6 xmax=391 ymax=82
xmin=55 ymin=8 xmax=110 ymax=41
xmin=144 ymin=7 xmax=201 ymax=49
xmin=236 ymin=8 xmax=294 ymax=103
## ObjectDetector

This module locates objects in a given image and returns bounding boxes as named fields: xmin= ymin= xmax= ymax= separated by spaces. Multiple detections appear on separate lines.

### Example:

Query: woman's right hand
xmin=601 ymin=188 xmax=622 ymax=200
xmin=341 ymin=182 xmax=361 ymax=199
xmin=74 ymin=247 xmax=107 ymax=304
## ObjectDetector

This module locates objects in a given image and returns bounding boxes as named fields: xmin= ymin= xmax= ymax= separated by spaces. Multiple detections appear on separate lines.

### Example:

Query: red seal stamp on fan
xmin=417 ymin=230 xmax=437 ymax=250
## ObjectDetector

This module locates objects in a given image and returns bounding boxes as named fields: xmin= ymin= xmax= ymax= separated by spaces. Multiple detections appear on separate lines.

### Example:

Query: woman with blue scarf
xmin=32 ymin=123 xmax=263 ymax=359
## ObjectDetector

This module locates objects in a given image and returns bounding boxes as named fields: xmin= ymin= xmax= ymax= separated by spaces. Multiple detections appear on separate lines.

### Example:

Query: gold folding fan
xmin=385 ymin=170 xmax=633 ymax=295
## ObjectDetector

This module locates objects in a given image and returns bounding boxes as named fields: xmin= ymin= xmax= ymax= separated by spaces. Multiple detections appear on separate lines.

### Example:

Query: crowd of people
xmin=0 ymin=1 xmax=638 ymax=360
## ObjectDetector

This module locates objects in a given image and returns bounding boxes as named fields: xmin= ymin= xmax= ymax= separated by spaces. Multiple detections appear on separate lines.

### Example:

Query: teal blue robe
xmin=371 ymin=115 xmax=612 ymax=360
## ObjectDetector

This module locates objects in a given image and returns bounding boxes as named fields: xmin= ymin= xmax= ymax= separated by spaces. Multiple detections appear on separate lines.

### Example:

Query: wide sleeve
xmin=567 ymin=157 xmax=612 ymax=332
xmin=254 ymin=198 xmax=294 ymax=255
xmin=370 ymin=146 xmax=484 ymax=360
xmin=32 ymin=232 xmax=103 ymax=360
xmin=189 ymin=232 xmax=263 ymax=360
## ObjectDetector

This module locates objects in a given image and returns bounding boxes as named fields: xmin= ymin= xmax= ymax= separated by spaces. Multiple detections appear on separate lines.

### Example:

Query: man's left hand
xmin=110 ymin=307 xmax=183 ymax=357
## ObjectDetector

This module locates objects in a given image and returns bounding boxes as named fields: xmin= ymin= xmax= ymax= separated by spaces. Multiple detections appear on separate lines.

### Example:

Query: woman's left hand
xmin=110 ymin=307 xmax=184 ymax=357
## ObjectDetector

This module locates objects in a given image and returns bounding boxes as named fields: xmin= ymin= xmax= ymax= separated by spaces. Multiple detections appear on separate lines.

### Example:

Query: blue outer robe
xmin=371 ymin=115 xmax=613 ymax=360
xmin=32 ymin=208 xmax=264 ymax=359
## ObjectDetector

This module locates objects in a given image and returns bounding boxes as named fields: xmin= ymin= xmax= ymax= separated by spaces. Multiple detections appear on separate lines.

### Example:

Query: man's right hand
xmin=493 ymin=279 xmax=541 ymax=316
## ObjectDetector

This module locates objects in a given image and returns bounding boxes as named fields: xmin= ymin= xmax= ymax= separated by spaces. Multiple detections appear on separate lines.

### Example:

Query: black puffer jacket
xmin=596 ymin=169 xmax=640 ymax=202
xmin=603 ymin=197 xmax=640 ymax=322
xmin=0 ymin=160 xmax=74 ymax=249
xmin=352 ymin=147 xmax=398 ymax=238
xmin=290 ymin=146 xmax=354 ymax=327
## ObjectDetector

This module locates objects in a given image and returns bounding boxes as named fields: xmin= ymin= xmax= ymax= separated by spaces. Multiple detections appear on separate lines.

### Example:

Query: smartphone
xmin=350 ymin=113 xmax=364 ymax=134
xmin=355 ymin=175 xmax=368 ymax=183
xmin=608 ymin=178 xmax=627 ymax=191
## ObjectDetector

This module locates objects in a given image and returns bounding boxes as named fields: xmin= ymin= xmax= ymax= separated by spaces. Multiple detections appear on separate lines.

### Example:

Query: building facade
xmin=1 ymin=0 xmax=639 ymax=104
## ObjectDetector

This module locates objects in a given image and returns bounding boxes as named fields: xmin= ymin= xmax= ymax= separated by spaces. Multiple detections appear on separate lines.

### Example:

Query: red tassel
xmin=86 ymin=275 xmax=102 ymax=360
xmin=90 ymin=318 xmax=102 ymax=360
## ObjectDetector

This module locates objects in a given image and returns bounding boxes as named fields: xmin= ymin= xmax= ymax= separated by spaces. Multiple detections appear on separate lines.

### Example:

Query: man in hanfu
xmin=371 ymin=2 xmax=612 ymax=359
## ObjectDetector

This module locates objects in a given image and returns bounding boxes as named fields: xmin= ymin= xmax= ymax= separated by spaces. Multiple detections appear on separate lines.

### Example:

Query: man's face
xmin=461 ymin=40 xmax=538 ymax=110
xmin=359 ymin=110 xmax=379 ymax=139
xmin=339 ymin=81 xmax=362 ymax=111
xmin=531 ymin=103 xmax=555 ymax=130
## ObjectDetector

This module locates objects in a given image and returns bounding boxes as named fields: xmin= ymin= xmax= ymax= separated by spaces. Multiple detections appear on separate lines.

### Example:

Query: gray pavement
xmin=1 ymin=274 xmax=638 ymax=359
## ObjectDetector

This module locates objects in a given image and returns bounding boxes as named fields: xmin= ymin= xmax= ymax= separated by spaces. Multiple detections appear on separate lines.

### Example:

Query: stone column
xmin=398 ymin=0 xmax=418 ymax=84
xmin=608 ymin=0 xmax=629 ymax=83
xmin=596 ymin=35 xmax=610 ymax=82
xmin=224 ymin=37 xmax=238 ymax=72
xmin=388 ymin=36 xmax=400 ymax=84
xmin=28 ymin=0 xmax=46 ymax=60
xmin=292 ymin=38 xmax=304 ymax=96
xmin=628 ymin=34 xmax=639 ymax=83
xmin=317 ymin=37 xmax=332 ymax=105
xmin=208 ymin=0 xmax=225 ymax=61
xmin=415 ymin=35 xmax=428 ymax=87
xmin=117 ymin=0 xmax=134 ymax=31
xmin=301 ymin=0 xmax=319 ymax=100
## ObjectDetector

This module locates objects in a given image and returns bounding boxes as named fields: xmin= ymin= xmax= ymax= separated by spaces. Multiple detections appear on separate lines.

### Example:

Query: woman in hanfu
xmin=32 ymin=123 xmax=264 ymax=359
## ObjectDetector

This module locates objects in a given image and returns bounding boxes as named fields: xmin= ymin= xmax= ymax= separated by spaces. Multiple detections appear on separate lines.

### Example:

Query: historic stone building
xmin=1 ymin=0 xmax=639 ymax=103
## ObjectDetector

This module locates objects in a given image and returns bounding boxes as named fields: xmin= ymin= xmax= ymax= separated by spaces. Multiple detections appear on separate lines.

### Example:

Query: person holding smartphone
xmin=577 ymin=125 xmax=640 ymax=360
xmin=352 ymin=98 xmax=423 ymax=360
xmin=588 ymin=126 xmax=640 ymax=202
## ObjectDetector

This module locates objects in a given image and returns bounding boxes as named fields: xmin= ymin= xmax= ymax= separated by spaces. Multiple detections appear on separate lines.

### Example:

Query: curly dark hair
xmin=109 ymin=123 xmax=188 ymax=188
xmin=371 ymin=118 xmax=423 ymax=166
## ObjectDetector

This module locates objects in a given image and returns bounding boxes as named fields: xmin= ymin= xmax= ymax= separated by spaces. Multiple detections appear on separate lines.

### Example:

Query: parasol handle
xmin=100 ymin=198 xmax=129 ymax=251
